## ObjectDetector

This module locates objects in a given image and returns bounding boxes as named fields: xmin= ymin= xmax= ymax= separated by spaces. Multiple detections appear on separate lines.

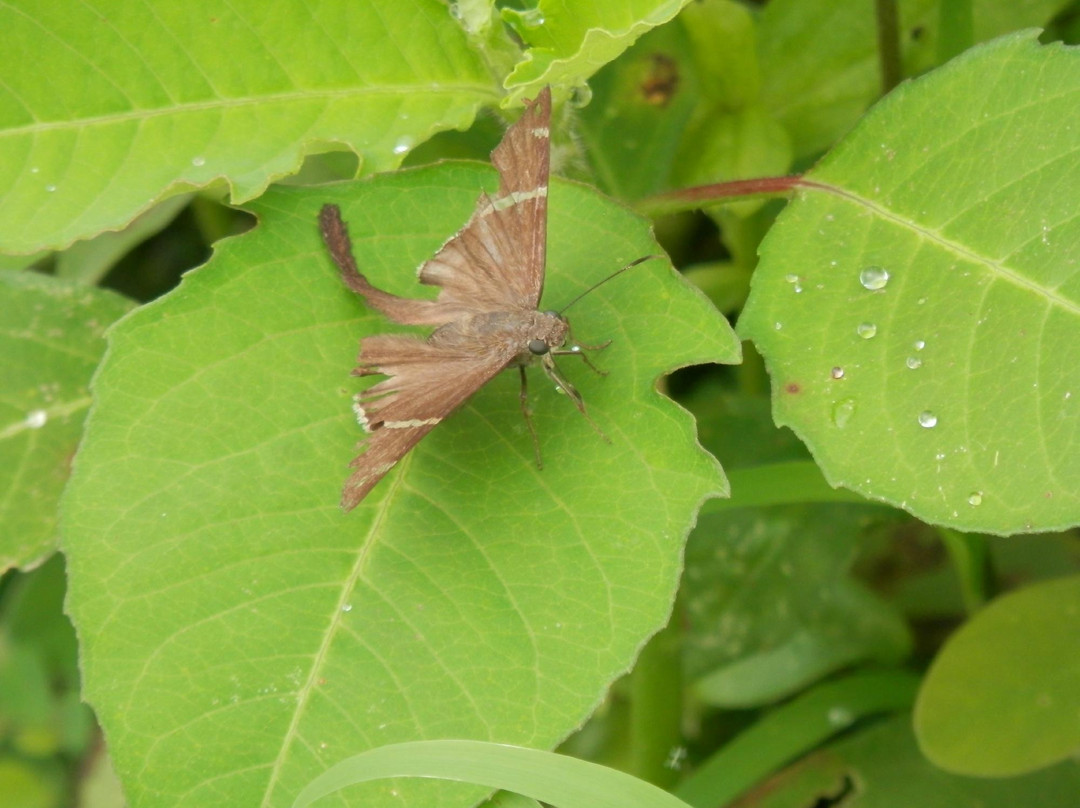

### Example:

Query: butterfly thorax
xmin=429 ymin=309 xmax=568 ymax=364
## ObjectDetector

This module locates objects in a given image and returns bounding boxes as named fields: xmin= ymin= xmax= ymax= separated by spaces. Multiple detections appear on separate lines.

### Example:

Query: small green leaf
xmin=62 ymin=163 xmax=738 ymax=807
xmin=915 ymin=575 xmax=1080 ymax=776
xmin=503 ymin=0 xmax=692 ymax=102
xmin=739 ymin=32 xmax=1080 ymax=534
xmin=0 ymin=273 xmax=132 ymax=571
xmin=0 ymin=0 xmax=495 ymax=253
xmin=293 ymin=740 xmax=693 ymax=808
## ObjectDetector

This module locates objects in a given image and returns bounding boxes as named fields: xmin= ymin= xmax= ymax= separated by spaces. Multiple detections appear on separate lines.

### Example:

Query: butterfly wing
xmin=418 ymin=87 xmax=551 ymax=312
xmin=320 ymin=204 xmax=451 ymax=326
xmin=340 ymin=334 xmax=520 ymax=510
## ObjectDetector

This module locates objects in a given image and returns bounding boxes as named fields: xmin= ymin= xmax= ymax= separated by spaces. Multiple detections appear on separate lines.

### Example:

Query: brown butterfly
xmin=320 ymin=87 xmax=619 ymax=511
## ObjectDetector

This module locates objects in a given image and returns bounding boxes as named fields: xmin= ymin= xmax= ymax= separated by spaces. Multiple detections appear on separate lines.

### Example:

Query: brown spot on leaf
xmin=641 ymin=54 xmax=679 ymax=107
xmin=785 ymin=382 xmax=801 ymax=395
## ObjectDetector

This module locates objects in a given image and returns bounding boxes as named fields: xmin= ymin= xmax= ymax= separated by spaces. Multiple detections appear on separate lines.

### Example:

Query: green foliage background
xmin=1 ymin=1 xmax=1078 ymax=807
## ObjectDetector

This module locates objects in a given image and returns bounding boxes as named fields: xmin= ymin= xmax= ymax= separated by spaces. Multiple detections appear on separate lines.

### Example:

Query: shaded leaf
xmin=739 ymin=713 xmax=1080 ymax=808
xmin=915 ymin=575 xmax=1080 ymax=776
xmin=739 ymin=32 xmax=1080 ymax=534
xmin=684 ymin=505 xmax=910 ymax=707
xmin=54 ymin=196 xmax=192 ymax=285
xmin=673 ymin=670 xmax=920 ymax=808
xmin=61 ymin=163 xmax=738 ymax=808
xmin=0 ymin=273 xmax=132 ymax=571
xmin=758 ymin=0 xmax=1073 ymax=160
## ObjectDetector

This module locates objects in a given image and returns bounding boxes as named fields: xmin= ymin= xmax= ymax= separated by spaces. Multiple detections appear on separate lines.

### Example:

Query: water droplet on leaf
xmin=906 ymin=356 xmax=922 ymax=369
xmin=856 ymin=322 xmax=877 ymax=339
xmin=832 ymin=399 xmax=856 ymax=428
xmin=859 ymin=265 xmax=889 ymax=290
xmin=569 ymin=84 xmax=592 ymax=107
xmin=967 ymin=492 xmax=983 ymax=506
xmin=918 ymin=411 xmax=938 ymax=428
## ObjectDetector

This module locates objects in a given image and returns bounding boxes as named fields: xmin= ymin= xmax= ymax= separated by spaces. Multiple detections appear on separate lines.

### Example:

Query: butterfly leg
xmin=553 ymin=344 xmax=609 ymax=377
xmin=519 ymin=365 xmax=544 ymax=469
xmin=541 ymin=355 xmax=611 ymax=444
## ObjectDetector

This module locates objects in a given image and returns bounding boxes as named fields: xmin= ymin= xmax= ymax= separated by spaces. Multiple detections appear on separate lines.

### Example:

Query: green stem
xmin=937 ymin=527 xmax=991 ymax=613
xmin=875 ymin=0 xmax=902 ymax=94
xmin=628 ymin=609 xmax=684 ymax=789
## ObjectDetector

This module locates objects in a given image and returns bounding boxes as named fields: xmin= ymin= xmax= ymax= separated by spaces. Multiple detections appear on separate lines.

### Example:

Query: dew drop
xmin=191 ymin=155 xmax=206 ymax=167
xmin=913 ymin=339 xmax=926 ymax=351
xmin=859 ymin=265 xmax=889 ymax=290
xmin=569 ymin=83 xmax=592 ymax=107
xmin=917 ymin=411 xmax=938 ymax=428
xmin=392 ymin=135 xmax=414 ymax=155
xmin=856 ymin=322 xmax=877 ymax=339
xmin=45 ymin=184 xmax=57 ymax=193
xmin=341 ymin=603 xmax=353 ymax=612
xmin=832 ymin=399 xmax=856 ymax=428
xmin=967 ymin=492 xmax=983 ymax=506
xmin=784 ymin=273 xmax=803 ymax=293
xmin=905 ymin=356 xmax=922 ymax=369
xmin=25 ymin=409 xmax=47 ymax=428
xmin=774 ymin=322 xmax=783 ymax=330
xmin=30 ymin=166 xmax=40 ymax=174
xmin=830 ymin=366 xmax=845 ymax=379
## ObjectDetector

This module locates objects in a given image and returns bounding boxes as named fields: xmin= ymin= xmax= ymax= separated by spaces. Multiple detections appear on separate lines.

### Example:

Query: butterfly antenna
xmin=558 ymin=255 xmax=661 ymax=315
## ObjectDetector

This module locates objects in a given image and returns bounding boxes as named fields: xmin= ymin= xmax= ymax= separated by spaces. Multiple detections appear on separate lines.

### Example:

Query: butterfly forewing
xmin=418 ymin=87 xmax=550 ymax=311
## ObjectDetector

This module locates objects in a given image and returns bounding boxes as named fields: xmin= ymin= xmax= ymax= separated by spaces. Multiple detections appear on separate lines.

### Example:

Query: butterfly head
xmin=527 ymin=310 xmax=570 ymax=356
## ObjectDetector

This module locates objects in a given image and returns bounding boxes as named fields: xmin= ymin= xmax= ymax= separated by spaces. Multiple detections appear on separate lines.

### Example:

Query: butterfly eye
xmin=528 ymin=339 xmax=549 ymax=355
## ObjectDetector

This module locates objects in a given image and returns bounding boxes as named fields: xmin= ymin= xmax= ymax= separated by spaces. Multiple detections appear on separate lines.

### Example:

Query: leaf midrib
xmin=806 ymin=181 xmax=1080 ymax=316
xmin=258 ymin=455 xmax=414 ymax=807
xmin=0 ymin=84 xmax=499 ymax=139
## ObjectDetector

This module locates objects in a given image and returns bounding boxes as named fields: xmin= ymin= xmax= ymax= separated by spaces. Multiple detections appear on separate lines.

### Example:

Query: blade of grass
xmin=292 ymin=740 xmax=696 ymax=808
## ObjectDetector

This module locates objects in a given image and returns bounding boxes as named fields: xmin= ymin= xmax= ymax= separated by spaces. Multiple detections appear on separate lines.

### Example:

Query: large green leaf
xmin=739 ymin=32 xmax=1080 ymax=534
xmin=61 ymin=163 xmax=738 ymax=808
xmin=914 ymin=575 xmax=1080 ymax=776
xmin=0 ymin=0 xmax=494 ymax=253
xmin=0 ymin=273 xmax=132 ymax=571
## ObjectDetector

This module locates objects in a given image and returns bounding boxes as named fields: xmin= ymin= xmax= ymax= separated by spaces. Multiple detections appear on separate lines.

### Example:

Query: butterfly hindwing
xmin=341 ymin=336 xmax=519 ymax=509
